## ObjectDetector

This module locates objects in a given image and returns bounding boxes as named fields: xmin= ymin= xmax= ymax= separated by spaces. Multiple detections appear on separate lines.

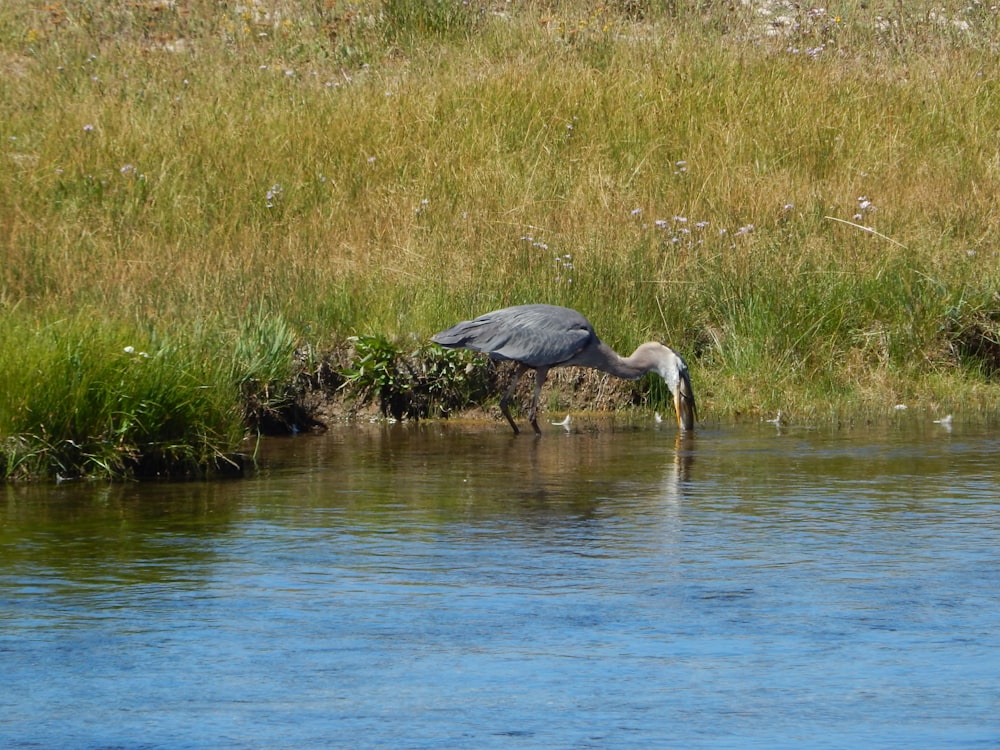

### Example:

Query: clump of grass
xmin=0 ymin=314 xmax=246 ymax=480
xmin=231 ymin=307 xmax=317 ymax=434
xmin=381 ymin=0 xmax=485 ymax=41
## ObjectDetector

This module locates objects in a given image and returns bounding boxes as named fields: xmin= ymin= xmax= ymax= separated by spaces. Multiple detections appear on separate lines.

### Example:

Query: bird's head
xmin=653 ymin=345 xmax=697 ymax=432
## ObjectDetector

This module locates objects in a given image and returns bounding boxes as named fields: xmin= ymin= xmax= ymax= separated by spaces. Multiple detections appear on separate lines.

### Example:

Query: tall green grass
xmin=2 ymin=0 xmax=1000 ymax=477
xmin=0 ymin=308 xmax=306 ymax=479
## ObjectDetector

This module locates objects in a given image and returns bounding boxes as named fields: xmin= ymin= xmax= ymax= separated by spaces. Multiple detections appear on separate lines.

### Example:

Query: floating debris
xmin=551 ymin=415 xmax=571 ymax=431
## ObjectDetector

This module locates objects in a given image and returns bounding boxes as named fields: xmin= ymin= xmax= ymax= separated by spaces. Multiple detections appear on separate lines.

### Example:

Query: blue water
xmin=2 ymin=419 xmax=999 ymax=748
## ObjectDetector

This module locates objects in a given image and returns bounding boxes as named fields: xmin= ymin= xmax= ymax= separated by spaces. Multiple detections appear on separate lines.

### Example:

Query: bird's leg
xmin=499 ymin=364 xmax=528 ymax=435
xmin=527 ymin=366 xmax=549 ymax=436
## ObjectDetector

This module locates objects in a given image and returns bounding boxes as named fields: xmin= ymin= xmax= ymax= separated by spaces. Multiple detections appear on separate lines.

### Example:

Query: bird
xmin=431 ymin=304 xmax=696 ymax=435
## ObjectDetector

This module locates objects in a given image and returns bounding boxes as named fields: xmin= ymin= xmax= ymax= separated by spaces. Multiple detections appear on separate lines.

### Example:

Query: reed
xmin=3 ymin=0 xmax=1000 ymax=477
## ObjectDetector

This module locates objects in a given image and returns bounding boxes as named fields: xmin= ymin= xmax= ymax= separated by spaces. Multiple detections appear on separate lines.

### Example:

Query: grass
xmin=0 ymin=315 xmax=241 ymax=478
xmin=2 ymin=0 xmax=1000 ymax=478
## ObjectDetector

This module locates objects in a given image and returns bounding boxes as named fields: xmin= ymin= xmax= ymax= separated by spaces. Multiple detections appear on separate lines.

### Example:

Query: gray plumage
xmin=431 ymin=304 xmax=595 ymax=368
xmin=432 ymin=304 xmax=696 ymax=435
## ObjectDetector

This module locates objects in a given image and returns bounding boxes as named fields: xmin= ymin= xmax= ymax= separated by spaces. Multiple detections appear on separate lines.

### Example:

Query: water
xmin=2 ymin=419 xmax=999 ymax=749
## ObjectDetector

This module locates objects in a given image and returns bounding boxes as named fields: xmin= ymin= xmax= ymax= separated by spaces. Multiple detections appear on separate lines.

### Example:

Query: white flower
xmin=265 ymin=183 xmax=283 ymax=207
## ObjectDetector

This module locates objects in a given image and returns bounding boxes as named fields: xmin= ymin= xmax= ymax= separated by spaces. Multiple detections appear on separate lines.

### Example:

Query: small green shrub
xmin=341 ymin=334 xmax=416 ymax=419
xmin=340 ymin=335 xmax=495 ymax=420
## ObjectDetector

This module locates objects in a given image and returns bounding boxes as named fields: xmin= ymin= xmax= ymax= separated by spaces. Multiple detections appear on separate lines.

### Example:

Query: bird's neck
xmin=574 ymin=341 xmax=659 ymax=381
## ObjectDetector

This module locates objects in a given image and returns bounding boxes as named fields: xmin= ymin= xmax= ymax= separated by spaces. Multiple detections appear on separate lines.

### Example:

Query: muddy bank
xmin=262 ymin=344 xmax=656 ymax=435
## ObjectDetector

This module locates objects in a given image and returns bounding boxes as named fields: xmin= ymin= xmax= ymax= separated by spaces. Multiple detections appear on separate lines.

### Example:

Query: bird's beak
xmin=674 ymin=371 xmax=697 ymax=432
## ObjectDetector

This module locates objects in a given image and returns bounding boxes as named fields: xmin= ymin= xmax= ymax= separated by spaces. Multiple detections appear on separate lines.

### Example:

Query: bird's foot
xmin=528 ymin=411 xmax=542 ymax=436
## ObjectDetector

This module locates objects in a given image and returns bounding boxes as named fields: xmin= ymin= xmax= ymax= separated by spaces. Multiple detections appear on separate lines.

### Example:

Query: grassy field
xmin=2 ymin=0 xmax=1000 ymax=478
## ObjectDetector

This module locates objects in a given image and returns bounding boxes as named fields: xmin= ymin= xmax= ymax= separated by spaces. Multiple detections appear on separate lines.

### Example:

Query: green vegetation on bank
xmin=2 ymin=1 xmax=1000 ymax=479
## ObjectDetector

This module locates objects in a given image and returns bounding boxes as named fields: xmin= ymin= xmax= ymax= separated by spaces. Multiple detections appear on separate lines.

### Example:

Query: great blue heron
xmin=431 ymin=304 xmax=696 ymax=435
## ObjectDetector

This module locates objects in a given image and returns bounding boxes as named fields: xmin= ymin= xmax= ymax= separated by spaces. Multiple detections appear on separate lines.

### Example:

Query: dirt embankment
xmin=266 ymin=350 xmax=653 ymax=435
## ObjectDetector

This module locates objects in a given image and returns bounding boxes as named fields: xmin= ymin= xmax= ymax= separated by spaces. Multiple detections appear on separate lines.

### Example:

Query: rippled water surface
xmin=2 ymin=419 xmax=999 ymax=749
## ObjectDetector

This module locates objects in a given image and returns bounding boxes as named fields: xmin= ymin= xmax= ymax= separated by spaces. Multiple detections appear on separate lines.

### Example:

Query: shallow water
xmin=2 ymin=418 xmax=999 ymax=749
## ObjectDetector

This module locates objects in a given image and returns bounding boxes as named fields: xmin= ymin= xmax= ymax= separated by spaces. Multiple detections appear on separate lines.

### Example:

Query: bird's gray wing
xmin=431 ymin=304 xmax=595 ymax=368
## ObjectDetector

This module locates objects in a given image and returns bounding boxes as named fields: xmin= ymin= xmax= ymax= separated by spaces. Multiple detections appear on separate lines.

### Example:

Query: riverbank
xmin=3 ymin=1 xmax=1000 ymax=479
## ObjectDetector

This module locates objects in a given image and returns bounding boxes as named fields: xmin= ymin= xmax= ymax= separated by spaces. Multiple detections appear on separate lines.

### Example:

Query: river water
xmin=2 ymin=418 xmax=999 ymax=749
